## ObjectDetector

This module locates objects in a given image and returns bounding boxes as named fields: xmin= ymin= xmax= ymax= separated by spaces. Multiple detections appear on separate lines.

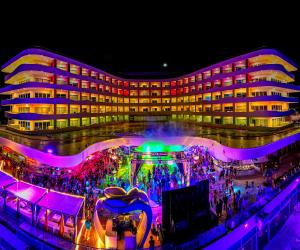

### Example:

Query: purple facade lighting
xmin=0 ymin=48 xmax=299 ymax=131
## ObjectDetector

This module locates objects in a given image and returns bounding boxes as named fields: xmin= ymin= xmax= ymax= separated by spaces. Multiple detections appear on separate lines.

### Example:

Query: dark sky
xmin=0 ymin=4 xmax=300 ymax=79
xmin=0 ymin=3 xmax=298 ymax=116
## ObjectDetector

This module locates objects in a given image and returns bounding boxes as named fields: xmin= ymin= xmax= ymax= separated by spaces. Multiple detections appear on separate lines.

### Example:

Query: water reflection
xmin=0 ymin=122 xmax=299 ymax=155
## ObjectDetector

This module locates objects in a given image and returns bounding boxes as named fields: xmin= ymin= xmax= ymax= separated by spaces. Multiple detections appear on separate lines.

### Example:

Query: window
xmin=251 ymin=106 xmax=267 ymax=111
xmin=56 ymin=77 xmax=67 ymax=85
xmin=235 ymin=66 xmax=246 ymax=71
xmin=236 ymin=93 xmax=246 ymax=98
xmin=214 ymin=81 xmax=222 ymax=88
xmin=236 ymin=79 xmax=246 ymax=84
xmin=19 ymin=93 xmax=30 ymax=98
xmin=18 ymin=107 xmax=30 ymax=113
xmin=81 ymin=96 xmax=90 ymax=101
xmin=69 ymin=80 xmax=79 ymax=87
xmin=56 ymin=107 xmax=67 ymax=114
xmin=205 ymin=84 xmax=211 ymax=90
xmin=19 ymin=121 xmax=30 ymax=129
xmin=224 ymin=106 xmax=233 ymax=112
xmin=34 ymin=107 xmax=51 ymax=114
xmin=57 ymin=120 xmax=68 ymax=128
xmin=271 ymin=105 xmax=282 ymax=111
xmin=271 ymin=92 xmax=282 ymax=96
xmin=70 ymin=119 xmax=79 ymax=127
xmin=56 ymin=93 xmax=66 ymax=98
xmin=70 ymin=107 xmax=79 ymax=113
xmin=223 ymin=81 xmax=232 ymax=86
xmin=224 ymin=93 xmax=233 ymax=98
xmin=34 ymin=121 xmax=50 ymax=130
xmin=70 ymin=95 xmax=79 ymax=101
xmin=251 ymin=92 xmax=267 ymax=97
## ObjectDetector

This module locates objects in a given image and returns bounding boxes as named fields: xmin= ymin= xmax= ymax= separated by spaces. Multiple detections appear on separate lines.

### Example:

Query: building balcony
xmin=2 ymin=95 xmax=297 ymax=109
xmin=1 ymin=81 xmax=300 ymax=100
xmin=4 ymin=63 xmax=295 ymax=90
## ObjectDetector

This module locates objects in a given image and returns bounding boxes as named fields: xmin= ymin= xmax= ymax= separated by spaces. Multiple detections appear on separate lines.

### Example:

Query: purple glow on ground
xmin=264 ymin=211 xmax=300 ymax=249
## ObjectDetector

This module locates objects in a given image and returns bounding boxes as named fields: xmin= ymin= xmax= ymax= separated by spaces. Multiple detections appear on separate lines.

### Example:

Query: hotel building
xmin=0 ymin=48 xmax=299 ymax=132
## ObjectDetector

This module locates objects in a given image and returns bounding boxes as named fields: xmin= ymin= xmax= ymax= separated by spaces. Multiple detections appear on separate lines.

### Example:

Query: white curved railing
xmin=1 ymin=132 xmax=300 ymax=168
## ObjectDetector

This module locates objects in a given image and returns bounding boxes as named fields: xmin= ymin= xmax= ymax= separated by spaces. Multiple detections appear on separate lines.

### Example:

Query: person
xmin=225 ymin=204 xmax=232 ymax=228
xmin=151 ymin=223 xmax=158 ymax=236
xmin=149 ymin=235 xmax=155 ymax=249
xmin=216 ymin=199 xmax=223 ymax=218
xmin=84 ymin=217 xmax=91 ymax=241
xmin=223 ymin=195 xmax=228 ymax=211
xmin=155 ymin=216 xmax=160 ymax=229
xmin=234 ymin=168 xmax=237 ymax=179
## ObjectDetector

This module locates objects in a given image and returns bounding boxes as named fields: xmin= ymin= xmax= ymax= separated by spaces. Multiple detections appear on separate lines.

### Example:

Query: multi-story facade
xmin=0 ymin=48 xmax=299 ymax=132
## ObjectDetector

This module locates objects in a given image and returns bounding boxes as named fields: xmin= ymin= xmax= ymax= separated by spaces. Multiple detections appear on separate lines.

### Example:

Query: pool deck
xmin=0 ymin=123 xmax=300 ymax=156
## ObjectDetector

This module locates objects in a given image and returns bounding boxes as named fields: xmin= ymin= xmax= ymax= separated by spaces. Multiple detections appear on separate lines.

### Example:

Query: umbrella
xmin=44 ymin=209 xmax=48 ymax=231
xmin=59 ymin=214 xmax=65 ymax=237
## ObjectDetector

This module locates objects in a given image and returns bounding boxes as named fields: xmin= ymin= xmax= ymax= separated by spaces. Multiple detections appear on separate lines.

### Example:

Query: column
xmin=246 ymin=87 xmax=250 ymax=126
xmin=160 ymin=82 xmax=162 ymax=114
xmin=246 ymin=73 xmax=250 ymax=83
xmin=54 ymin=89 xmax=57 ymax=129
xmin=79 ymin=91 xmax=82 ymax=127
xmin=89 ymin=85 xmax=92 ymax=125
xmin=233 ymin=100 xmax=236 ymax=125
xmin=30 ymin=121 xmax=35 ymax=131
xmin=138 ymin=82 xmax=140 ymax=113
xmin=245 ymin=58 xmax=249 ymax=68
xmin=52 ymin=59 xmax=57 ymax=68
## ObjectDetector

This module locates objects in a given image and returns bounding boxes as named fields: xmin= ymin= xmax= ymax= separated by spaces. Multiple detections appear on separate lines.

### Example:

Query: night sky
xmin=0 ymin=4 xmax=299 ymax=104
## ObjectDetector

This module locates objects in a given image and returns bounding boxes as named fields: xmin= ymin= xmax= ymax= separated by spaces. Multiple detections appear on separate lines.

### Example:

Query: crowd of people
xmin=0 ymin=147 xmax=126 ymax=220
xmin=1 ymin=143 xmax=300 ymax=235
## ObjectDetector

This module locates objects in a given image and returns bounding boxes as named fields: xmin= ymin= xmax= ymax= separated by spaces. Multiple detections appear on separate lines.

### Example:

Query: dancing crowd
xmin=1 ymin=144 xmax=300 ymax=229
xmin=0 ymin=147 xmax=127 ymax=219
